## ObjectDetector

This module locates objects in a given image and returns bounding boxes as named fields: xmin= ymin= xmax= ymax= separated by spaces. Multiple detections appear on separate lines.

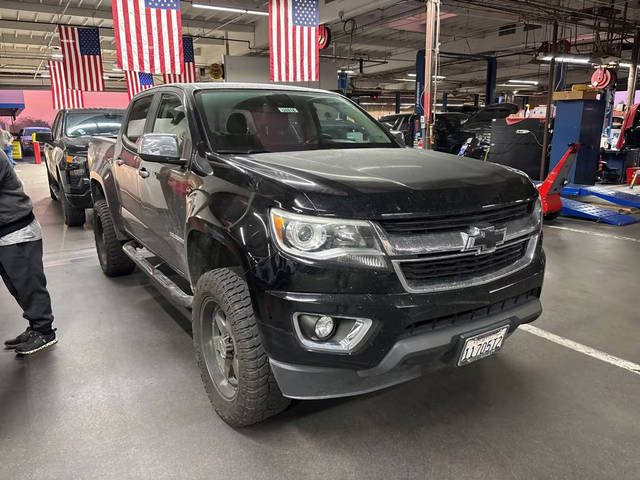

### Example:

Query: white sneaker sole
xmin=16 ymin=338 xmax=58 ymax=355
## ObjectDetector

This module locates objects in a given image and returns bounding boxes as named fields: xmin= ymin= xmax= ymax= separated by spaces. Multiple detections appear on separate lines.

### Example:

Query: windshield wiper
xmin=216 ymin=149 xmax=269 ymax=155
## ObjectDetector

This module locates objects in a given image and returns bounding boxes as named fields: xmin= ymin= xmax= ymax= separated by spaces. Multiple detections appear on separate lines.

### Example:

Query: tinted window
xmin=125 ymin=97 xmax=153 ymax=142
xmin=152 ymin=94 xmax=189 ymax=152
xmin=65 ymin=112 xmax=123 ymax=138
xmin=24 ymin=127 xmax=50 ymax=135
xmin=196 ymin=89 xmax=394 ymax=154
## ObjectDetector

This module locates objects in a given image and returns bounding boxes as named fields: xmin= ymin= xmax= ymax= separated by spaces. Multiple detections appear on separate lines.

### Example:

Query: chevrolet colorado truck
xmin=88 ymin=83 xmax=545 ymax=427
xmin=36 ymin=108 xmax=124 ymax=226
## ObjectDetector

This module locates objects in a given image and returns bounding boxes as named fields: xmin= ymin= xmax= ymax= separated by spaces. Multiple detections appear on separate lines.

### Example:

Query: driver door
xmin=136 ymin=92 xmax=192 ymax=275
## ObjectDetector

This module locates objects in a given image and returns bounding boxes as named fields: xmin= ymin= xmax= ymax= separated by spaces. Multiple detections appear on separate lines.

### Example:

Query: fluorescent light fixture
xmin=508 ymin=79 xmax=538 ymax=85
xmin=541 ymin=55 xmax=591 ymax=64
xmin=433 ymin=75 xmax=446 ymax=80
xmin=192 ymin=3 xmax=268 ymax=15
xmin=41 ymin=72 xmax=51 ymax=78
xmin=619 ymin=62 xmax=632 ymax=68
xmin=394 ymin=78 xmax=416 ymax=82
xmin=50 ymin=53 xmax=63 ymax=60
xmin=407 ymin=73 xmax=416 ymax=77
xmin=338 ymin=70 xmax=355 ymax=74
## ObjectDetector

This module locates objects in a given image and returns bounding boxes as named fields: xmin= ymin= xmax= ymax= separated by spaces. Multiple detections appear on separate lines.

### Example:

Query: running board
xmin=122 ymin=242 xmax=193 ymax=309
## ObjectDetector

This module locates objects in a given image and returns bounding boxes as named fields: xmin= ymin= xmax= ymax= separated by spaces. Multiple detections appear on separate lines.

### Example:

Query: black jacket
xmin=0 ymin=149 xmax=34 ymax=237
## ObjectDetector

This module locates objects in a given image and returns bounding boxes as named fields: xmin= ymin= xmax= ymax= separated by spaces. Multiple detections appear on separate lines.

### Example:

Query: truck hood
xmin=227 ymin=148 xmax=537 ymax=219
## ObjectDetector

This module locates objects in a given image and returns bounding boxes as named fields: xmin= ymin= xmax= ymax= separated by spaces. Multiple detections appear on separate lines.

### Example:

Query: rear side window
xmin=125 ymin=96 xmax=153 ymax=143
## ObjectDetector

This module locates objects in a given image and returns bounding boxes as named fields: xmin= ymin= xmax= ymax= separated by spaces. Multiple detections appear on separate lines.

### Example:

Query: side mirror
xmin=390 ymin=129 xmax=406 ymax=147
xmin=35 ymin=132 xmax=53 ymax=144
xmin=138 ymin=133 xmax=183 ymax=163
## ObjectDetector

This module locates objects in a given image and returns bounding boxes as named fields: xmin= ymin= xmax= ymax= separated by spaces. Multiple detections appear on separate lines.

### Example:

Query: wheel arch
xmin=186 ymin=222 xmax=249 ymax=286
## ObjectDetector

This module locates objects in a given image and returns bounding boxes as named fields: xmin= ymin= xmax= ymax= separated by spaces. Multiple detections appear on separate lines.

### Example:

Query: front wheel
xmin=192 ymin=268 xmax=290 ymax=427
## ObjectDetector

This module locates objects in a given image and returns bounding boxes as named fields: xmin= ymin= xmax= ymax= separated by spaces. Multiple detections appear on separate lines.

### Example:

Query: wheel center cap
xmin=215 ymin=336 xmax=234 ymax=359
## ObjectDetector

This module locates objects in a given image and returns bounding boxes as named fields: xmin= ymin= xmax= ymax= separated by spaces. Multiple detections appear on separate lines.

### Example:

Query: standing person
xmin=0 ymin=127 xmax=16 ymax=167
xmin=0 ymin=148 xmax=57 ymax=355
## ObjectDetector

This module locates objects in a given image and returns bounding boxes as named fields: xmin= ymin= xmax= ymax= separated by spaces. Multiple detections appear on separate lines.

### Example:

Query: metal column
xmin=422 ymin=0 xmax=438 ymax=149
xmin=441 ymin=92 xmax=448 ymax=112
xmin=626 ymin=29 xmax=640 ymax=109
xmin=485 ymin=58 xmax=497 ymax=105
xmin=539 ymin=21 xmax=558 ymax=180
xmin=395 ymin=91 xmax=401 ymax=114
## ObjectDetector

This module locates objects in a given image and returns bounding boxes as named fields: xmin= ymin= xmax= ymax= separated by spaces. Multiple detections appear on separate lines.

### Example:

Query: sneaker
xmin=4 ymin=328 xmax=32 ymax=349
xmin=15 ymin=330 xmax=57 ymax=355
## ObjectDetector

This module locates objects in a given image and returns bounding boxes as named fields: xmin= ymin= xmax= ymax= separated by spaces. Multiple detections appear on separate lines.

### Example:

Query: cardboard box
xmin=552 ymin=90 xmax=599 ymax=101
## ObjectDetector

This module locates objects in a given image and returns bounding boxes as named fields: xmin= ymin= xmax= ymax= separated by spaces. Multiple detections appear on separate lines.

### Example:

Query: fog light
xmin=314 ymin=316 xmax=335 ymax=340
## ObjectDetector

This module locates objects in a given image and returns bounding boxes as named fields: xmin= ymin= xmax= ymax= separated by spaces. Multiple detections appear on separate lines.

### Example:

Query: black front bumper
xmin=253 ymin=249 xmax=545 ymax=399
xmin=270 ymin=297 xmax=541 ymax=399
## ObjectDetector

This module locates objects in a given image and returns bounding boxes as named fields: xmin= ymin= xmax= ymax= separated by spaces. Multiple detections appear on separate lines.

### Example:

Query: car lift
xmin=537 ymin=143 xmax=640 ymax=225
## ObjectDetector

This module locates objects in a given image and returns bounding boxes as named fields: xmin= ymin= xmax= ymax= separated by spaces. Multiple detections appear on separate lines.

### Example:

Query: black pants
xmin=0 ymin=239 xmax=54 ymax=333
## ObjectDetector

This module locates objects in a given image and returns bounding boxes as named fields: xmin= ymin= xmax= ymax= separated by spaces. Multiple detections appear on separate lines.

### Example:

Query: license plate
xmin=457 ymin=326 xmax=508 ymax=366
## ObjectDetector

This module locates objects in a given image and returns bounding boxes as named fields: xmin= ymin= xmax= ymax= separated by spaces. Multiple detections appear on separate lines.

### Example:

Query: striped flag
xmin=163 ymin=36 xmax=197 ymax=83
xmin=112 ymin=0 xmax=183 ymax=75
xmin=125 ymin=71 xmax=155 ymax=100
xmin=269 ymin=0 xmax=319 ymax=82
xmin=58 ymin=25 xmax=105 ymax=91
xmin=48 ymin=61 xmax=84 ymax=110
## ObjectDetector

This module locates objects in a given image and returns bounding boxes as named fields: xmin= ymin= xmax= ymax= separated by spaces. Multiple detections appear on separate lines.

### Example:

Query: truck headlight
xmin=533 ymin=196 xmax=543 ymax=226
xmin=270 ymin=208 xmax=387 ymax=268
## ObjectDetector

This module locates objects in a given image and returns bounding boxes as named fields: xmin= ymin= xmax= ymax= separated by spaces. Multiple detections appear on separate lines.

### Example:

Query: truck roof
xmin=62 ymin=108 xmax=126 ymax=114
xmin=154 ymin=82 xmax=336 ymax=95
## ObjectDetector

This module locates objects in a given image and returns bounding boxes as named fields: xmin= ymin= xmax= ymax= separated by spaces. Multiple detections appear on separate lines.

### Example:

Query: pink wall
xmin=0 ymin=89 xmax=130 ymax=128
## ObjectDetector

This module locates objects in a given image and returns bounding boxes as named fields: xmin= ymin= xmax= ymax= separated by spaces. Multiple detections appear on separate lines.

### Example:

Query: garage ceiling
xmin=1 ymin=0 xmax=640 ymax=102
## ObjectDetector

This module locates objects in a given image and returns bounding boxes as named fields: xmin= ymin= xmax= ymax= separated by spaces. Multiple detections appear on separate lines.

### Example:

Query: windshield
xmin=24 ymin=127 xmax=50 ymax=135
xmin=65 ymin=112 xmax=124 ymax=138
xmin=196 ymin=89 xmax=395 ymax=154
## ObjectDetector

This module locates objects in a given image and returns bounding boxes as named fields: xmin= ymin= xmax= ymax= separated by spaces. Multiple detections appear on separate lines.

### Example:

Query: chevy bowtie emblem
xmin=461 ymin=226 xmax=507 ymax=254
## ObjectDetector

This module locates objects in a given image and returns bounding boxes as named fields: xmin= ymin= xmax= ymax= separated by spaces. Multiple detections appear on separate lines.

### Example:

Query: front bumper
xmin=61 ymin=170 xmax=92 ymax=208
xmin=271 ymin=297 xmax=541 ymax=399
xmin=253 ymin=248 xmax=545 ymax=399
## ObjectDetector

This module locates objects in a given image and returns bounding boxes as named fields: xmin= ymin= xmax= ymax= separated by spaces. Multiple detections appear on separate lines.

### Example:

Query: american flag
xmin=125 ymin=71 xmax=155 ymax=100
xmin=58 ymin=25 xmax=105 ymax=91
xmin=112 ymin=0 xmax=184 ymax=75
xmin=163 ymin=36 xmax=197 ymax=83
xmin=48 ymin=61 xmax=84 ymax=109
xmin=269 ymin=0 xmax=319 ymax=82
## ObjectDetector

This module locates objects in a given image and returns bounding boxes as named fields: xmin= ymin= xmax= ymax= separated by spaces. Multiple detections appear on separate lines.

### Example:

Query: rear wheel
xmin=93 ymin=199 xmax=135 ymax=277
xmin=193 ymin=268 xmax=290 ymax=427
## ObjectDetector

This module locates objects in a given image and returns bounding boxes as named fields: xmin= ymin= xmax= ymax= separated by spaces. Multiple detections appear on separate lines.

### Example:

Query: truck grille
xmin=396 ymin=238 xmax=530 ymax=291
xmin=379 ymin=201 xmax=533 ymax=235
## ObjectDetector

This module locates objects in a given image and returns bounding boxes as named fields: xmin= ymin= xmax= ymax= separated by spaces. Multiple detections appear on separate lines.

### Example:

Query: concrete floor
xmin=1 ymin=163 xmax=639 ymax=480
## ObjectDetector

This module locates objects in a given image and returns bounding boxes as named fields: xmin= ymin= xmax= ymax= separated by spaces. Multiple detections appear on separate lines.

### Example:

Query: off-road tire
xmin=193 ymin=268 xmax=290 ymax=427
xmin=93 ymin=199 xmax=135 ymax=277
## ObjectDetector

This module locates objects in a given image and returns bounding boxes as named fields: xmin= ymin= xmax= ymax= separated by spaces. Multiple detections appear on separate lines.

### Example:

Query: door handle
xmin=115 ymin=159 xmax=124 ymax=166
xmin=138 ymin=168 xmax=150 ymax=179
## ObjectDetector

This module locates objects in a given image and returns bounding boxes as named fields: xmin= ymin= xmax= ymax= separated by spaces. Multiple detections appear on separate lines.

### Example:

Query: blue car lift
xmin=559 ymin=184 xmax=640 ymax=225
xmin=560 ymin=198 xmax=638 ymax=226
xmin=537 ymin=144 xmax=640 ymax=225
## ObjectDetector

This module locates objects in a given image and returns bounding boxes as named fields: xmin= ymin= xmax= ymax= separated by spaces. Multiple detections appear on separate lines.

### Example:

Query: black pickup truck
xmin=36 ymin=108 xmax=124 ymax=226
xmin=89 ymin=84 xmax=545 ymax=427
